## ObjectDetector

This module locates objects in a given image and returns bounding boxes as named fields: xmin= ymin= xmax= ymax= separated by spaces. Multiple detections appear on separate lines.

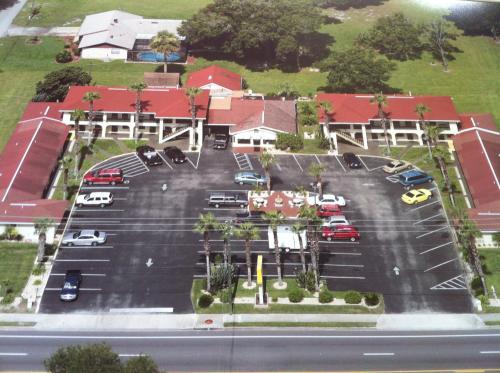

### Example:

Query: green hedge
xmin=276 ymin=133 xmax=304 ymax=151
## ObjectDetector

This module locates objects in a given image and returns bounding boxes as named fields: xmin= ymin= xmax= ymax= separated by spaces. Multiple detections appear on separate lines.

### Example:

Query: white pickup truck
xmin=268 ymin=225 xmax=307 ymax=251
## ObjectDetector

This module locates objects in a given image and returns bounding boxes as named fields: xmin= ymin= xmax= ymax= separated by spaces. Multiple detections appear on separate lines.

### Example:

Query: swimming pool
xmin=137 ymin=51 xmax=182 ymax=62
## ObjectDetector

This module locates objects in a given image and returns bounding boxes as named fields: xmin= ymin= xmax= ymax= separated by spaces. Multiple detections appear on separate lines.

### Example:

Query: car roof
xmin=98 ymin=168 xmax=122 ymax=173
xmin=321 ymin=203 xmax=340 ymax=209
xmin=329 ymin=215 xmax=347 ymax=220
xmin=322 ymin=194 xmax=337 ymax=199
xmin=401 ymin=169 xmax=425 ymax=177
xmin=88 ymin=192 xmax=111 ymax=197
xmin=79 ymin=229 xmax=97 ymax=235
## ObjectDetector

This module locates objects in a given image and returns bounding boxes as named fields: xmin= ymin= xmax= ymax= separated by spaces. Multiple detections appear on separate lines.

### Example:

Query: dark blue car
xmin=398 ymin=170 xmax=433 ymax=189
xmin=59 ymin=270 xmax=82 ymax=302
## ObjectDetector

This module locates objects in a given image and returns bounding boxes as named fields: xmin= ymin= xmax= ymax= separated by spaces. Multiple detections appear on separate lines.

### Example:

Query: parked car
xmin=62 ymin=230 xmax=107 ymax=246
xmin=308 ymin=193 xmax=346 ymax=207
xmin=76 ymin=192 xmax=113 ymax=208
xmin=234 ymin=171 xmax=266 ymax=186
xmin=233 ymin=209 xmax=264 ymax=225
xmin=398 ymin=170 xmax=434 ymax=189
xmin=401 ymin=188 xmax=432 ymax=205
xmin=323 ymin=215 xmax=350 ymax=227
xmin=213 ymin=134 xmax=229 ymax=150
xmin=136 ymin=145 xmax=163 ymax=166
xmin=208 ymin=192 xmax=248 ymax=208
xmin=322 ymin=225 xmax=360 ymax=242
xmin=163 ymin=146 xmax=186 ymax=164
xmin=342 ymin=152 xmax=362 ymax=169
xmin=59 ymin=270 xmax=82 ymax=302
xmin=383 ymin=159 xmax=412 ymax=174
xmin=83 ymin=168 xmax=123 ymax=185
xmin=317 ymin=204 xmax=342 ymax=218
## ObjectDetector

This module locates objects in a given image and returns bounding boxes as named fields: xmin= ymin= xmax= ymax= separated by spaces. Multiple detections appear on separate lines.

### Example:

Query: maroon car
xmin=83 ymin=168 xmax=124 ymax=185
xmin=317 ymin=204 xmax=342 ymax=218
xmin=322 ymin=225 xmax=360 ymax=242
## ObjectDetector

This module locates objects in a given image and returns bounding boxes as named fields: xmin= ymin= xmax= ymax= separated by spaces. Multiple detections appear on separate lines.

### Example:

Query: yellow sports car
xmin=401 ymin=189 xmax=432 ymax=205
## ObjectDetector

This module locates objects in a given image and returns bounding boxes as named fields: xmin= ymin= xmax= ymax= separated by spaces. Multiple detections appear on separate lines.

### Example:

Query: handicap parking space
xmin=93 ymin=153 xmax=150 ymax=178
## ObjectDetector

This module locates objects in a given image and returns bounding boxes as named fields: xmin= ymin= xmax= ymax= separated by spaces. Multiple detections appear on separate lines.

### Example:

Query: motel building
xmin=317 ymin=93 xmax=461 ymax=150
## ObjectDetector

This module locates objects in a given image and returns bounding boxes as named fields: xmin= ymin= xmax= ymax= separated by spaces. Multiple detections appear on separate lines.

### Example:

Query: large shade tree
xmin=426 ymin=20 xmax=460 ymax=72
xmin=33 ymin=67 xmax=91 ymax=102
xmin=194 ymin=213 xmax=217 ymax=292
xmin=149 ymin=31 xmax=181 ymax=73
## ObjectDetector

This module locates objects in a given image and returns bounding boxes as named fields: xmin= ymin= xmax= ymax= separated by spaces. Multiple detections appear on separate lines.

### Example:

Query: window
xmin=149 ymin=127 xmax=156 ymax=134
xmin=238 ymin=138 xmax=251 ymax=144
xmin=111 ymin=126 xmax=118 ymax=132
xmin=353 ymin=125 xmax=362 ymax=130
xmin=371 ymin=133 xmax=379 ymax=140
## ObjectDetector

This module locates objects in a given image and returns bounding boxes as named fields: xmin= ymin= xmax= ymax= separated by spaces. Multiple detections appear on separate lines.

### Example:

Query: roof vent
xmin=114 ymin=18 xmax=119 ymax=23
xmin=208 ymin=75 xmax=212 ymax=80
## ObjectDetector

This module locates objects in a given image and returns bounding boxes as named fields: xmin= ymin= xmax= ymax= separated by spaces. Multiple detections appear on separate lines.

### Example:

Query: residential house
xmin=186 ymin=65 xmax=243 ymax=97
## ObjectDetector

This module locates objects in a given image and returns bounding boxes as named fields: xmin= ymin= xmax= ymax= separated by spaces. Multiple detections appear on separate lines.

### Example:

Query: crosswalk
xmin=431 ymin=275 xmax=467 ymax=290
xmin=93 ymin=154 xmax=149 ymax=178
xmin=233 ymin=153 xmax=253 ymax=170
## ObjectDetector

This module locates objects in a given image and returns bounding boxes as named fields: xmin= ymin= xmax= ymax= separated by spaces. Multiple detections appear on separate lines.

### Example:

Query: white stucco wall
xmin=0 ymin=224 xmax=57 ymax=244
xmin=476 ymin=233 xmax=499 ymax=248
xmin=81 ymin=47 xmax=127 ymax=61
xmin=232 ymin=128 xmax=279 ymax=147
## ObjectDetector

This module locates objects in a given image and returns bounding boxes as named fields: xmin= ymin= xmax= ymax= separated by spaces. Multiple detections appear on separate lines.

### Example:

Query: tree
xmin=370 ymin=92 xmax=390 ymax=154
xmin=129 ymin=82 xmax=147 ymax=144
xmin=149 ymin=31 xmax=180 ymax=73
xmin=493 ymin=231 xmax=500 ymax=247
xmin=71 ymin=109 xmax=86 ymax=177
xmin=217 ymin=221 xmax=234 ymax=265
xmin=358 ymin=12 xmax=424 ymax=61
xmin=308 ymin=163 xmax=326 ymax=198
xmin=185 ymin=87 xmax=201 ymax=148
xmin=298 ymin=206 xmax=321 ymax=291
xmin=44 ymin=343 xmax=122 ymax=373
xmin=59 ymin=155 xmax=73 ymax=200
xmin=194 ymin=213 xmax=217 ymax=292
xmin=426 ymin=20 xmax=460 ymax=72
xmin=264 ymin=211 xmax=285 ymax=286
xmin=445 ymin=2 xmax=500 ymax=41
xmin=235 ymin=222 xmax=260 ymax=287
xmin=313 ymin=0 xmax=387 ymax=10
xmin=123 ymin=355 xmax=160 ymax=373
xmin=34 ymin=217 xmax=53 ymax=263
xmin=415 ymin=103 xmax=432 ymax=159
xmin=292 ymin=223 xmax=307 ymax=272
xmin=83 ymin=91 xmax=101 ymax=146
xmin=259 ymin=151 xmax=276 ymax=192
xmin=33 ymin=67 xmax=91 ymax=102
xmin=276 ymin=83 xmax=299 ymax=99
xmin=323 ymin=47 xmax=396 ymax=93
xmin=432 ymin=146 xmax=455 ymax=207
xmin=318 ymin=100 xmax=332 ymax=147
xmin=425 ymin=124 xmax=440 ymax=152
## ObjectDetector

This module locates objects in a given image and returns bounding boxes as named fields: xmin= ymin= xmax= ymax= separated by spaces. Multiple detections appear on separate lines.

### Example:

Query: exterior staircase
xmin=335 ymin=129 xmax=365 ymax=149
xmin=159 ymin=126 xmax=191 ymax=144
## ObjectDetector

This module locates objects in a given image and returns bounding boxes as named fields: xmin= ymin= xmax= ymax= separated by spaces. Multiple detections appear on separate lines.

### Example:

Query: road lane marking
xmin=408 ymin=200 xmax=440 ymax=212
xmin=416 ymin=226 xmax=448 ymax=239
xmin=292 ymin=154 xmax=303 ymax=172
xmin=335 ymin=156 xmax=347 ymax=172
xmin=363 ymin=352 xmax=394 ymax=356
xmin=480 ymin=351 xmax=500 ymax=354
xmin=419 ymin=241 xmax=453 ymax=255
xmin=424 ymin=258 xmax=457 ymax=272
xmin=413 ymin=213 xmax=443 ymax=225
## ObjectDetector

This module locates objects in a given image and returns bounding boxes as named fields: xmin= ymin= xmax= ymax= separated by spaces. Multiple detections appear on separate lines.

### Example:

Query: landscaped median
xmin=191 ymin=279 xmax=384 ymax=314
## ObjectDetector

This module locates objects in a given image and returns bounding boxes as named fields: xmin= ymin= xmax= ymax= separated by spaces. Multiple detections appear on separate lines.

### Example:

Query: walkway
xmin=7 ymin=25 xmax=79 ymax=37
xmin=0 ymin=0 xmax=28 ymax=37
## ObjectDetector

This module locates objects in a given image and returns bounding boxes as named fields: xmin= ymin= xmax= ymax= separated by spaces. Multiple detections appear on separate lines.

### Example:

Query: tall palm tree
xmin=318 ymin=101 xmax=333 ymax=142
xmin=194 ymin=213 xmax=217 ymax=292
xmin=129 ymin=82 xmax=147 ymax=143
xmin=149 ymin=31 xmax=180 ymax=73
xmin=264 ymin=211 xmax=285 ymax=286
xmin=82 ymin=91 xmax=101 ymax=146
xmin=235 ymin=222 xmax=260 ymax=287
xmin=217 ymin=221 xmax=234 ymax=265
xmin=299 ymin=206 xmax=321 ymax=290
xmin=425 ymin=124 xmax=440 ymax=152
xmin=415 ymin=103 xmax=432 ymax=158
xmin=34 ymin=218 xmax=53 ymax=263
xmin=292 ymin=223 xmax=306 ymax=272
xmin=59 ymin=155 xmax=73 ymax=200
xmin=308 ymin=163 xmax=326 ymax=198
xmin=185 ymin=87 xmax=201 ymax=149
xmin=259 ymin=151 xmax=276 ymax=192
xmin=71 ymin=109 xmax=86 ymax=177
xmin=432 ymin=145 xmax=455 ymax=207
xmin=370 ymin=92 xmax=390 ymax=153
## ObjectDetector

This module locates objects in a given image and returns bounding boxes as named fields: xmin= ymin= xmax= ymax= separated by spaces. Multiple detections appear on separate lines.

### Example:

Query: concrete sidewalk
xmin=7 ymin=25 xmax=79 ymax=37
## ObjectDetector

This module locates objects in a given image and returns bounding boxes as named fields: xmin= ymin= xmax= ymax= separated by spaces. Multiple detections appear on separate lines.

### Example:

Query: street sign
xmin=393 ymin=266 xmax=400 ymax=276
xmin=146 ymin=258 xmax=153 ymax=267
xmin=257 ymin=255 xmax=263 ymax=285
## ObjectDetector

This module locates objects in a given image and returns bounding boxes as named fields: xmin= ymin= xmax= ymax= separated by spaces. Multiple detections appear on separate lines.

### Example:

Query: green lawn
xmin=480 ymin=249 xmax=500 ymax=294
xmin=0 ymin=242 xmax=37 ymax=301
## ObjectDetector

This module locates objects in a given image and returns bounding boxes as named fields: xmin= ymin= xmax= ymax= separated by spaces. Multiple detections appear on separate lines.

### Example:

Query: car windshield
xmin=405 ymin=192 xmax=416 ymax=197
xmin=84 ymin=194 xmax=90 ymax=200
xmin=63 ymin=282 xmax=76 ymax=290
xmin=387 ymin=161 xmax=397 ymax=167
xmin=94 ymin=231 xmax=99 ymax=237
xmin=215 ymin=134 xmax=226 ymax=140
xmin=73 ymin=232 xmax=80 ymax=239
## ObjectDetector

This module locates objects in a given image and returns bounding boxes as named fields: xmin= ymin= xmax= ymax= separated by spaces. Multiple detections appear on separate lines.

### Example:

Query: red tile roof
xmin=316 ymin=93 xmax=460 ymax=124
xmin=59 ymin=86 xmax=210 ymax=119
xmin=458 ymin=113 xmax=497 ymax=131
xmin=186 ymin=65 xmax=242 ymax=91
xmin=0 ymin=199 xmax=69 ymax=224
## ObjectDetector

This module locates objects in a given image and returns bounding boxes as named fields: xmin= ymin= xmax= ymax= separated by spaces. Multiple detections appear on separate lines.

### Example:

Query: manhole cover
xmin=204 ymin=319 xmax=213 ymax=325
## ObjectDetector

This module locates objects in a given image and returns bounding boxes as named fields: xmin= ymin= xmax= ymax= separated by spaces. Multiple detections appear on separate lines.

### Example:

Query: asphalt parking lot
xmin=40 ymin=143 xmax=472 ymax=314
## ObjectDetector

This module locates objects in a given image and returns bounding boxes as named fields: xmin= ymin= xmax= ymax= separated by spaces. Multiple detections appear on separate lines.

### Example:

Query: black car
xmin=59 ymin=270 xmax=82 ymax=302
xmin=213 ymin=134 xmax=229 ymax=150
xmin=136 ymin=145 xmax=163 ymax=166
xmin=164 ymin=146 xmax=186 ymax=164
xmin=342 ymin=152 xmax=362 ymax=169
xmin=233 ymin=209 xmax=264 ymax=225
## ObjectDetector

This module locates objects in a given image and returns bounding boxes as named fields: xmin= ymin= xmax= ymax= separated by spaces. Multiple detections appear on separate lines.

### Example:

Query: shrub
xmin=319 ymin=289 xmax=334 ymax=304
xmin=364 ymin=292 xmax=380 ymax=306
xmin=32 ymin=264 xmax=45 ymax=276
xmin=318 ymin=136 xmax=330 ymax=149
xmin=198 ymin=293 xmax=214 ymax=308
xmin=219 ymin=289 xmax=232 ymax=304
xmin=478 ymin=295 xmax=489 ymax=307
xmin=288 ymin=288 xmax=304 ymax=303
xmin=1 ymin=293 xmax=15 ymax=305
xmin=3 ymin=226 xmax=22 ymax=241
xmin=56 ymin=50 xmax=72 ymax=63
xmin=271 ymin=295 xmax=278 ymax=303
xmin=214 ymin=254 xmax=223 ymax=265
xmin=33 ymin=279 xmax=42 ymax=286
xmin=344 ymin=290 xmax=362 ymax=304
xmin=471 ymin=276 xmax=484 ymax=296
xmin=295 ymin=269 xmax=316 ymax=291
xmin=209 ymin=263 xmax=235 ymax=293
xmin=276 ymin=133 xmax=304 ymax=151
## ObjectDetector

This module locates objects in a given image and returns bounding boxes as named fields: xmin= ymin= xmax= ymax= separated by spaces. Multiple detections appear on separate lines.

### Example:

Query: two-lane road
xmin=1 ymin=329 xmax=500 ymax=371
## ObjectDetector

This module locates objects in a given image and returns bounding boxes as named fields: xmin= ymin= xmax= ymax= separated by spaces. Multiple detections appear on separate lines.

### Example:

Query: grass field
xmin=0 ymin=242 xmax=37 ymax=301
xmin=480 ymin=249 xmax=500 ymax=294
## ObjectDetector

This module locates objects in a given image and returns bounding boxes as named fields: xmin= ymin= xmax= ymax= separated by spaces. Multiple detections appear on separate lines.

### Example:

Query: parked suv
xmin=398 ymin=170 xmax=433 ymax=189
xmin=208 ymin=192 xmax=248 ymax=208
xmin=83 ymin=168 xmax=123 ymax=185
xmin=342 ymin=152 xmax=362 ymax=169
xmin=136 ymin=145 xmax=163 ymax=166
xmin=76 ymin=192 xmax=113 ymax=208
xmin=213 ymin=134 xmax=229 ymax=150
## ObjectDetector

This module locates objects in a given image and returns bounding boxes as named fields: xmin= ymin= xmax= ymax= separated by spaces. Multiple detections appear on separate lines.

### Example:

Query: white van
xmin=76 ymin=192 xmax=113 ymax=208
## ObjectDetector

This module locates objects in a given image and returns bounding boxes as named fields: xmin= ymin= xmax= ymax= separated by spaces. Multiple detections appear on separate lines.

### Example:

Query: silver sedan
xmin=61 ymin=230 xmax=107 ymax=246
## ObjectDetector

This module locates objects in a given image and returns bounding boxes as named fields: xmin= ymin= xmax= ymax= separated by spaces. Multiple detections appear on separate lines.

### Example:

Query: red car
xmin=317 ymin=204 xmax=342 ymax=218
xmin=83 ymin=168 xmax=124 ymax=185
xmin=322 ymin=225 xmax=360 ymax=242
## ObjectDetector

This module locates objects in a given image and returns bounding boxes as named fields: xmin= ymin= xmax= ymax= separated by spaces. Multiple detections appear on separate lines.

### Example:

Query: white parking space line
xmin=408 ymin=200 xmax=440 ymax=212
xmin=358 ymin=156 xmax=369 ymax=171
xmin=322 ymin=275 xmax=366 ymax=280
xmin=59 ymin=245 xmax=114 ymax=249
xmin=74 ymin=209 xmax=124 ymax=212
xmin=56 ymin=259 xmax=110 ymax=262
xmin=70 ymin=220 xmax=121 ymax=224
xmin=335 ymin=155 xmax=347 ymax=173
xmin=292 ymin=154 xmax=304 ymax=172
xmin=413 ymin=213 xmax=443 ymax=225
xmin=431 ymin=275 xmax=467 ymax=290
xmin=124 ymin=169 xmax=149 ymax=177
xmin=81 ymin=186 xmax=130 ymax=190
xmin=97 ymin=155 xmax=136 ymax=169
xmin=322 ymin=264 xmax=364 ymax=268
xmin=419 ymin=241 xmax=453 ymax=255
xmin=121 ymin=163 xmax=147 ymax=172
xmin=50 ymin=273 xmax=106 ymax=277
xmin=157 ymin=152 xmax=173 ymax=169
xmin=416 ymin=225 xmax=448 ymax=239
xmin=314 ymin=154 xmax=321 ymax=164
xmin=186 ymin=156 xmax=197 ymax=169
xmin=321 ymin=241 xmax=360 ymax=245
xmin=323 ymin=252 xmax=362 ymax=256
xmin=424 ymin=258 xmax=457 ymax=272
xmin=276 ymin=163 xmax=282 ymax=171
xmin=363 ymin=353 xmax=394 ymax=356
xmin=233 ymin=153 xmax=253 ymax=170
xmin=480 ymin=351 xmax=500 ymax=354
xmin=0 ymin=352 xmax=29 ymax=356
xmin=44 ymin=288 xmax=103 ymax=291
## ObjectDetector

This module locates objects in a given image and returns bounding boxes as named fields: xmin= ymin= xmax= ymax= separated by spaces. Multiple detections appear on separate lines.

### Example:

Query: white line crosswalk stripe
xmin=233 ymin=153 xmax=253 ymax=170
xmin=96 ymin=154 xmax=149 ymax=178
xmin=430 ymin=275 xmax=467 ymax=290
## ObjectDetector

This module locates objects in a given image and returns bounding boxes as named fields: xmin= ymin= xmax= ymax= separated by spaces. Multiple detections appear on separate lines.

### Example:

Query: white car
xmin=308 ymin=193 xmax=346 ymax=207
xmin=382 ymin=160 xmax=411 ymax=174
xmin=76 ymin=192 xmax=113 ymax=208
xmin=323 ymin=215 xmax=350 ymax=227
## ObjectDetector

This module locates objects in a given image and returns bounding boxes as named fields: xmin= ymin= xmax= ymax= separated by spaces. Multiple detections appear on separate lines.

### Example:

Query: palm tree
xmin=299 ymin=206 xmax=321 ymax=290
xmin=264 ymin=211 xmax=285 ymax=286
xmin=149 ymin=31 xmax=180 ymax=73
xmin=59 ymin=155 xmax=73 ymax=200
xmin=34 ymin=218 xmax=53 ymax=263
xmin=235 ymin=222 xmax=260 ymax=287
xmin=318 ymin=101 xmax=333 ymax=142
xmin=83 ymin=91 xmax=101 ymax=146
xmin=71 ymin=109 xmax=85 ymax=177
xmin=185 ymin=87 xmax=201 ymax=149
xmin=415 ymin=103 xmax=432 ymax=158
xmin=425 ymin=124 xmax=440 ymax=152
xmin=432 ymin=146 xmax=455 ymax=207
xmin=292 ymin=223 xmax=306 ymax=272
xmin=194 ymin=213 xmax=217 ymax=292
xmin=308 ymin=163 xmax=326 ymax=198
xmin=370 ymin=92 xmax=390 ymax=154
xmin=217 ymin=221 xmax=234 ymax=265
xmin=259 ymin=151 xmax=276 ymax=192
xmin=129 ymin=82 xmax=147 ymax=144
